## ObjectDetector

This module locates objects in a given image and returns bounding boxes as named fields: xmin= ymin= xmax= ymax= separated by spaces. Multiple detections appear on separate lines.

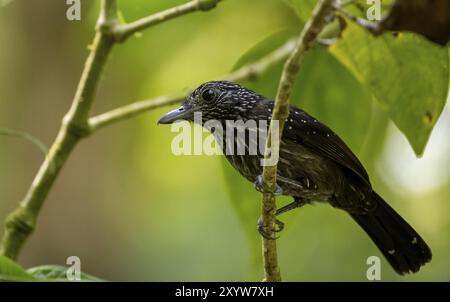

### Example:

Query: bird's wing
xmin=285 ymin=108 xmax=371 ymax=186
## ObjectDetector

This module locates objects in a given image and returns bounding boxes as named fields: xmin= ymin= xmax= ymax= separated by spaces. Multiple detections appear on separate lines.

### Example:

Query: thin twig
xmin=89 ymin=94 xmax=185 ymax=132
xmin=260 ymin=0 xmax=336 ymax=282
xmin=113 ymin=0 xmax=223 ymax=42
xmin=0 ymin=128 xmax=48 ymax=158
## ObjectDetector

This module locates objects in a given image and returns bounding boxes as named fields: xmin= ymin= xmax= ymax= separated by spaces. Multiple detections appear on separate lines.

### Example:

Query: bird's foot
xmin=276 ymin=197 xmax=308 ymax=216
xmin=254 ymin=175 xmax=283 ymax=196
xmin=257 ymin=216 xmax=285 ymax=240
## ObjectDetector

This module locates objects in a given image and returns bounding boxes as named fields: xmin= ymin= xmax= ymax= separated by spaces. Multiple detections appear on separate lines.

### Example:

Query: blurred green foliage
xmin=0 ymin=0 xmax=449 ymax=281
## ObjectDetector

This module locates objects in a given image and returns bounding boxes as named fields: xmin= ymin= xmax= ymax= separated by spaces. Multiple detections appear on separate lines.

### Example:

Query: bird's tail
xmin=350 ymin=191 xmax=431 ymax=275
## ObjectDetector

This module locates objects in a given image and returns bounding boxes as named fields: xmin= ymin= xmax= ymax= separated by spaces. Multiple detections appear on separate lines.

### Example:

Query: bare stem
xmin=89 ymin=93 xmax=186 ymax=132
xmin=260 ymin=0 xmax=336 ymax=282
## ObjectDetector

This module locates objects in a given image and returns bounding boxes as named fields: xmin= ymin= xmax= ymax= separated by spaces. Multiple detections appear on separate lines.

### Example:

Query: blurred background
xmin=0 ymin=0 xmax=449 ymax=281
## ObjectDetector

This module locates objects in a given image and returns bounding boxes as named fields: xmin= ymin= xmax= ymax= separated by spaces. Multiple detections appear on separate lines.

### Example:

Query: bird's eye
xmin=201 ymin=89 xmax=216 ymax=102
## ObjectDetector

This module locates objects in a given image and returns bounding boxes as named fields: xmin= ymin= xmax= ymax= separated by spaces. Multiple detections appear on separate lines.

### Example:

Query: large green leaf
xmin=223 ymin=30 xmax=374 ymax=273
xmin=330 ymin=23 xmax=449 ymax=156
xmin=285 ymin=0 xmax=449 ymax=153
xmin=0 ymin=256 xmax=36 ymax=281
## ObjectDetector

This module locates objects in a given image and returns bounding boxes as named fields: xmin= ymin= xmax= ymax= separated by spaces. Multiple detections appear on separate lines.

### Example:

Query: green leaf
xmin=27 ymin=265 xmax=103 ymax=281
xmin=0 ymin=257 xmax=103 ymax=281
xmin=0 ymin=256 xmax=36 ymax=281
xmin=224 ymin=30 xmax=375 ymax=274
xmin=330 ymin=23 xmax=449 ymax=156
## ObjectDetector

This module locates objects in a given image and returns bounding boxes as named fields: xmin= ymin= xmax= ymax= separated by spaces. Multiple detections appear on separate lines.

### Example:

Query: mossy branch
xmin=259 ymin=0 xmax=336 ymax=282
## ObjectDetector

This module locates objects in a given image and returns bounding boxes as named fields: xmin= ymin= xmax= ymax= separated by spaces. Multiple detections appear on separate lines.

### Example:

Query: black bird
xmin=158 ymin=81 xmax=432 ymax=275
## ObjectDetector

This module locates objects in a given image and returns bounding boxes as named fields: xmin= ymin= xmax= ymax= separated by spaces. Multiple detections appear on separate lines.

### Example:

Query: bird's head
xmin=158 ymin=81 xmax=263 ymax=124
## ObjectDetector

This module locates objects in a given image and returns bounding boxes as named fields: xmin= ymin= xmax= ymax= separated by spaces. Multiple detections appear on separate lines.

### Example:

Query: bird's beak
xmin=158 ymin=105 xmax=194 ymax=124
